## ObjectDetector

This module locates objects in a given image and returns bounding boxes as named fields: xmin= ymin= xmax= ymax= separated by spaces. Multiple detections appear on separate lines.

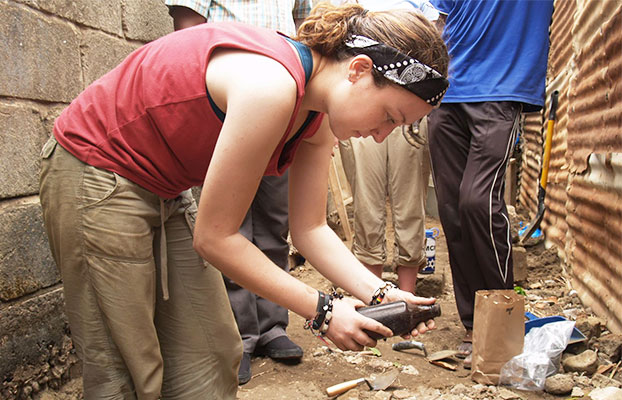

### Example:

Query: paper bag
xmin=471 ymin=289 xmax=525 ymax=385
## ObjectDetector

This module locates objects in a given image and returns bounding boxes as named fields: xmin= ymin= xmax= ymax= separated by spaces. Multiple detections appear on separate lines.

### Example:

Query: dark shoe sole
xmin=238 ymin=372 xmax=251 ymax=385
xmin=238 ymin=353 xmax=252 ymax=385
xmin=256 ymin=347 xmax=303 ymax=360
xmin=255 ymin=336 xmax=304 ymax=360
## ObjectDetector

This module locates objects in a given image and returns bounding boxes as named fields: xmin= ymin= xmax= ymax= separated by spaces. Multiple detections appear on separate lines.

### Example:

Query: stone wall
xmin=0 ymin=1 xmax=173 ymax=398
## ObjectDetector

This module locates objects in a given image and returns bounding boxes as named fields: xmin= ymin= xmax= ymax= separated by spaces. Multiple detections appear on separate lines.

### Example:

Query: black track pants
xmin=428 ymin=102 xmax=522 ymax=330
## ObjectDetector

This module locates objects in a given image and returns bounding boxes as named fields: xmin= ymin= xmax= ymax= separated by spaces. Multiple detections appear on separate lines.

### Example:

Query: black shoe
xmin=255 ymin=336 xmax=303 ymax=360
xmin=238 ymin=352 xmax=252 ymax=385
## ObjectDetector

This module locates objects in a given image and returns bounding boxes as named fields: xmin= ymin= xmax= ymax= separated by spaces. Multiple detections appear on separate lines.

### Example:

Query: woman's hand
xmin=384 ymin=288 xmax=437 ymax=338
xmin=323 ymin=297 xmax=393 ymax=351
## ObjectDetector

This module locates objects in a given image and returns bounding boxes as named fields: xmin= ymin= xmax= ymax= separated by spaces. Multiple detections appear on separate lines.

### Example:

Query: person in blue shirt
xmin=428 ymin=0 xmax=554 ymax=369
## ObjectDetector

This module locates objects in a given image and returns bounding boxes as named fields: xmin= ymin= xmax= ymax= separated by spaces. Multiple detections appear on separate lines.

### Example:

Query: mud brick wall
xmin=0 ymin=1 xmax=173 ymax=397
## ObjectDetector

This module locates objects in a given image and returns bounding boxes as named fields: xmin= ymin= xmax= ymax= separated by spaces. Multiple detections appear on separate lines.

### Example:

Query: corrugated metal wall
xmin=518 ymin=0 xmax=622 ymax=333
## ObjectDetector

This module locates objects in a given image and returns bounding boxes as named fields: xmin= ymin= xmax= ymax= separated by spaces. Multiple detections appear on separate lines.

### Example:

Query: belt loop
xmin=159 ymin=198 xmax=169 ymax=301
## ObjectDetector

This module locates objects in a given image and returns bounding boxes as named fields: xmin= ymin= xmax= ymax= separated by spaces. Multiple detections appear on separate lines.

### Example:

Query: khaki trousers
xmin=39 ymin=136 xmax=242 ymax=399
xmin=345 ymin=122 xmax=429 ymax=268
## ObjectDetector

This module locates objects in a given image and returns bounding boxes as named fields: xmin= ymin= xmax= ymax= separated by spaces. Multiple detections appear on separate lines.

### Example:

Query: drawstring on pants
xmin=159 ymin=198 xmax=170 ymax=301
xmin=158 ymin=191 xmax=198 ymax=301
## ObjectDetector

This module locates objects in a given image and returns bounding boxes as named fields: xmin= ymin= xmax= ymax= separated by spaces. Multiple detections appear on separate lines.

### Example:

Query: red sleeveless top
xmin=54 ymin=22 xmax=324 ymax=198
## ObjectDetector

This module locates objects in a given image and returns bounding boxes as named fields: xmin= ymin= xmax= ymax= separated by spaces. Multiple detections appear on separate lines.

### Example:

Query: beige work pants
xmin=39 ymin=136 xmax=242 ymax=399
xmin=345 ymin=121 xmax=429 ymax=268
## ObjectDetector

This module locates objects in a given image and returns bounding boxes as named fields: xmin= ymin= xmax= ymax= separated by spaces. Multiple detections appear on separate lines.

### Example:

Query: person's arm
xmin=289 ymin=120 xmax=436 ymax=338
xmin=193 ymin=48 xmax=392 ymax=350
xmin=168 ymin=5 xmax=207 ymax=30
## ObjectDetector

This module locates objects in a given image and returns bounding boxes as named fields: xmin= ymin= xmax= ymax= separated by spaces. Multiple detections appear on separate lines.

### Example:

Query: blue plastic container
xmin=524 ymin=312 xmax=586 ymax=345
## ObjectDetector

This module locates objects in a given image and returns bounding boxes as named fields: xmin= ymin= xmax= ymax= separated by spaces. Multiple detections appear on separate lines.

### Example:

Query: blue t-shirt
xmin=432 ymin=0 xmax=554 ymax=112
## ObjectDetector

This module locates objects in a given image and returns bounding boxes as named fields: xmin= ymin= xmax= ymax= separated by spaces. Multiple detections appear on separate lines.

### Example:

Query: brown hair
xmin=296 ymin=2 xmax=448 ymax=86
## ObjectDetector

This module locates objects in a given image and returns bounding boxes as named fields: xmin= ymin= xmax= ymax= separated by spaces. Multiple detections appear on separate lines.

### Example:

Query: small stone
xmin=563 ymin=350 xmax=599 ymax=375
xmin=588 ymin=387 xmax=622 ymax=400
xmin=342 ymin=388 xmax=360 ymax=400
xmin=594 ymin=334 xmax=622 ymax=362
xmin=373 ymin=391 xmax=392 ymax=400
xmin=449 ymin=383 xmax=469 ymax=395
xmin=498 ymin=387 xmax=523 ymax=399
xmin=472 ymin=384 xmax=487 ymax=392
xmin=591 ymin=373 xmax=622 ymax=389
xmin=367 ymin=358 xmax=394 ymax=369
xmin=575 ymin=316 xmax=605 ymax=340
xmin=575 ymin=374 xmax=592 ymax=386
xmin=52 ymin=366 xmax=63 ymax=379
xmin=344 ymin=354 xmax=364 ymax=364
xmin=22 ymin=385 xmax=33 ymax=397
xmin=312 ymin=348 xmax=325 ymax=357
xmin=400 ymin=365 xmax=419 ymax=376
xmin=392 ymin=389 xmax=415 ymax=399
xmin=571 ymin=387 xmax=585 ymax=397
xmin=544 ymin=374 xmax=574 ymax=395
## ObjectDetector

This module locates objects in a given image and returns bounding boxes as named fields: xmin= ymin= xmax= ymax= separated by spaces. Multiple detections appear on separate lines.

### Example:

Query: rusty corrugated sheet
xmin=567 ymin=2 xmax=622 ymax=174
xmin=518 ymin=0 xmax=622 ymax=333
xmin=527 ymin=0 xmax=575 ymax=252
xmin=548 ymin=0 xmax=575 ymax=79
xmin=566 ymin=158 xmax=622 ymax=333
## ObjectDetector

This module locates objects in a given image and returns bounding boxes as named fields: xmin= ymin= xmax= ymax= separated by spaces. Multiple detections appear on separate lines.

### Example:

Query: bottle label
xmin=421 ymin=236 xmax=435 ymax=274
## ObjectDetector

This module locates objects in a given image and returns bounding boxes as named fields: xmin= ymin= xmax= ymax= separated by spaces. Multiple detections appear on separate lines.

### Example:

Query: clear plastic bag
xmin=499 ymin=320 xmax=575 ymax=390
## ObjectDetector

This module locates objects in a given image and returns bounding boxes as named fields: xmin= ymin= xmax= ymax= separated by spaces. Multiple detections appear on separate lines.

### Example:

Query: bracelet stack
xmin=304 ymin=290 xmax=343 ymax=336
xmin=369 ymin=281 xmax=397 ymax=305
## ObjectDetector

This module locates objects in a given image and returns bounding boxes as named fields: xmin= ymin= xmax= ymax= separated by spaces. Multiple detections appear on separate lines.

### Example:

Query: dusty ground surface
xmin=35 ymin=213 xmax=621 ymax=400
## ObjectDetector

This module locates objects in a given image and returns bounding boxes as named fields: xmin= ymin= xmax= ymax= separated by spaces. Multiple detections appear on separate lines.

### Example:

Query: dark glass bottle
xmin=357 ymin=301 xmax=441 ymax=339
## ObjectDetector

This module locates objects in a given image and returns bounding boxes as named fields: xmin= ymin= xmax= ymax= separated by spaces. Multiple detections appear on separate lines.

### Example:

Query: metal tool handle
xmin=392 ymin=340 xmax=427 ymax=357
xmin=326 ymin=377 xmax=366 ymax=397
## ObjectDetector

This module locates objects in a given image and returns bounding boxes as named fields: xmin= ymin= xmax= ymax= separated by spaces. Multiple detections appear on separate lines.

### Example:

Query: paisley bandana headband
xmin=345 ymin=35 xmax=449 ymax=105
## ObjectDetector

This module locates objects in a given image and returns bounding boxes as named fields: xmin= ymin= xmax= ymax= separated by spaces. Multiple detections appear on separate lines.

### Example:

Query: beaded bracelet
xmin=369 ymin=281 xmax=397 ymax=305
xmin=304 ymin=290 xmax=343 ymax=336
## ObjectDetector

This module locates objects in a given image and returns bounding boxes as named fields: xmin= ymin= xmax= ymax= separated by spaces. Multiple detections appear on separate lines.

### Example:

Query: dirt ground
xmin=235 ymin=216 xmax=566 ymax=400
xmin=35 ymin=213 xmax=619 ymax=400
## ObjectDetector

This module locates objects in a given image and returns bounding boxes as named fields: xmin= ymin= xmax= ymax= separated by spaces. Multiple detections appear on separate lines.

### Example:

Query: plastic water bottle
xmin=421 ymin=228 xmax=439 ymax=274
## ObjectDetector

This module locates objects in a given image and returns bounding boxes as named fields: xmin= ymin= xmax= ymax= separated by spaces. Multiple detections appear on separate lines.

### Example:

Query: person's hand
xmin=323 ymin=297 xmax=392 ymax=351
xmin=383 ymin=288 xmax=437 ymax=338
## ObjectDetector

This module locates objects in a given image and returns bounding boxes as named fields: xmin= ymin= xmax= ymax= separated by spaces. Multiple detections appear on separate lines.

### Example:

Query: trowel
xmin=392 ymin=340 xmax=460 ymax=370
xmin=325 ymin=369 xmax=399 ymax=397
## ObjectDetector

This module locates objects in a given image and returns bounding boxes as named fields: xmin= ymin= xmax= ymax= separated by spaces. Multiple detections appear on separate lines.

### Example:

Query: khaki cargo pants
xmin=39 ymin=136 xmax=242 ymax=399
xmin=344 ymin=123 xmax=429 ymax=269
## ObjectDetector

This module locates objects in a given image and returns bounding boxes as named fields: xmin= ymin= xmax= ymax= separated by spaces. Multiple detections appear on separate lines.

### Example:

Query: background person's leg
xmin=428 ymin=104 xmax=479 ymax=330
xmin=458 ymin=102 xmax=521 ymax=294
xmin=250 ymin=174 xmax=302 ymax=358
xmin=350 ymin=136 xmax=389 ymax=272
xmin=388 ymin=124 xmax=428 ymax=294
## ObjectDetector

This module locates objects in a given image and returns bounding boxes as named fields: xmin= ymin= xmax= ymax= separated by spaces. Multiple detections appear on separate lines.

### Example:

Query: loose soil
xmin=35 ymin=215 xmax=618 ymax=400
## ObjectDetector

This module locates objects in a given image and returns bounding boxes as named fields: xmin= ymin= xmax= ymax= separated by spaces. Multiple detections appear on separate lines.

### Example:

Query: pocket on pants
xmin=81 ymin=165 xmax=120 ymax=209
